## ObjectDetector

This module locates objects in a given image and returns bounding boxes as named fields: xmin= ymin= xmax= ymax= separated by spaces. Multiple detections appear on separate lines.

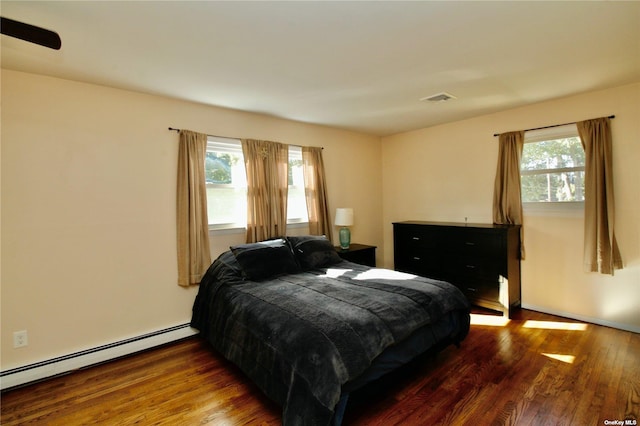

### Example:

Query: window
xmin=205 ymin=137 xmax=247 ymax=228
xmin=521 ymin=124 xmax=584 ymax=214
xmin=287 ymin=146 xmax=309 ymax=223
xmin=205 ymin=137 xmax=308 ymax=229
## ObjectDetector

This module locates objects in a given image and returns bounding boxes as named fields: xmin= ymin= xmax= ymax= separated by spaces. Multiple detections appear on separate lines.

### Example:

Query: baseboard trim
xmin=522 ymin=303 xmax=640 ymax=334
xmin=0 ymin=323 xmax=199 ymax=391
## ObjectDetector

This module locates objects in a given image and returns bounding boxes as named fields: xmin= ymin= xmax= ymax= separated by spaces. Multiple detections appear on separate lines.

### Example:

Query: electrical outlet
xmin=13 ymin=330 xmax=28 ymax=348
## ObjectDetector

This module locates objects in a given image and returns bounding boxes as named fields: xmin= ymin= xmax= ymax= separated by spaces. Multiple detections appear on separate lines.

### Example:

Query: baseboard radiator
xmin=0 ymin=324 xmax=198 ymax=391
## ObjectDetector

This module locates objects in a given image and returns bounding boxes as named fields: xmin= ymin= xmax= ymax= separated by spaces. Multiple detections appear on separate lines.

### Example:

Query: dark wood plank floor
xmin=2 ymin=309 xmax=638 ymax=425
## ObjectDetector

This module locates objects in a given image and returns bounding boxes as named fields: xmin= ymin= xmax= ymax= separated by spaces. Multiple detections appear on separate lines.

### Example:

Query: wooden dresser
xmin=393 ymin=221 xmax=521 ymax=317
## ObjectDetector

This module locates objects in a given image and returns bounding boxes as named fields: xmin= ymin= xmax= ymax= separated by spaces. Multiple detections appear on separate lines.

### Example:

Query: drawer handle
xmin=465 ymin=265 xmax=476 ymax=269
xmin=467 ymin=287 xmax=477 ymax=292
xmin=412 ymin=256 xmax=421 ymax=261
xmin=465 ymin=242 xmax=476 ymax=246
xmin=412 ymin=237 xmax=421 ymax=241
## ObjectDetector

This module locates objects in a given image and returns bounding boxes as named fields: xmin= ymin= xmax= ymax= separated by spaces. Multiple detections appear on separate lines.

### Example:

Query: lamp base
xmin=339 ymin=227 xmax=351 ymax=250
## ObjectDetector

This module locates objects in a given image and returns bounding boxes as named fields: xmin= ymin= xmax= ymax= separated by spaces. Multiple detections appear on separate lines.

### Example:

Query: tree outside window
xmin=521 ymin=132 xmax=585 ymax=203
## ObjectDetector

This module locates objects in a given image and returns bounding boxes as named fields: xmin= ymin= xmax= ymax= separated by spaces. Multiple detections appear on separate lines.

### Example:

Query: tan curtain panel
xmin=176 ymin=130 xmax=211 ymax=286
xmin=577 ymin=117 xmax=623 ymax=275
xmin=492 ymin=130 xmax=525 ymax=259
xmin=242 ymin=139 xmax=289 ymax=243
xmin=302 ymin=146 xmax=332 ymax=241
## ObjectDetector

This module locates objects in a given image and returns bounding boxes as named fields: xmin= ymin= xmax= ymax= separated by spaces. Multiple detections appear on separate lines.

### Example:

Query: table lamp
xmin=335 ymin=208 xmax=354 ymax=250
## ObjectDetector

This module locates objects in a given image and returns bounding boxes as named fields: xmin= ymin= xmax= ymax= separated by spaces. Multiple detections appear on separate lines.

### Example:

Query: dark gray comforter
xmin=191 ymin=251 xmax=470 ymax=425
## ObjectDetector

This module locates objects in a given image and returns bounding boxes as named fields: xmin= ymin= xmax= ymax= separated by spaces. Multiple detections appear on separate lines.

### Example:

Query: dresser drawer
xmin=394 ymin=224 xmax=442 ymax=276
xmin=394 ymin=225 xmax=439 ymax=251
xmin=399 ymin=251 xmax=442 ymax=278
xmin=445 ymin=256 xmax=503 ymax=282
xmin=442 ymin=229 xmax=503 ymax=257
xmin=459 ymin=279 xmax=500 ymax=303
xmin=394 ymin=243 xmax=439 ymax=273
xmin=445 ymin=258 xmax=501 ymax=302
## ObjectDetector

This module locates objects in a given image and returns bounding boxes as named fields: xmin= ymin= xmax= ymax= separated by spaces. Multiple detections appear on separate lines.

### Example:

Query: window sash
xmin=524 ymin=123 xmax=578 ymax=143
xmin=521 ymin=124 xmax=585 ymax=208
xmin=521 ymin=165 xmax=584 ymax=176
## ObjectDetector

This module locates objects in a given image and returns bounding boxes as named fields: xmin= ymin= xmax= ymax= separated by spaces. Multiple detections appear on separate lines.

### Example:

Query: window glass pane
xmin=206 ymin=138 xmax=246 ymax=227
xmin=288 ymin=146 xmax=309 ymax=222
xmin=521 ymin=171 xmax=585 ymax=202
xmin=521 ymin=137 xmax=584 ymax=172
xmin=206 ymin=185 xmax=247 ymax=225
xmin=521 ymin=129 xmax=585 ymax=206
xmin=287 ymin=185 xmax=308 ymax=221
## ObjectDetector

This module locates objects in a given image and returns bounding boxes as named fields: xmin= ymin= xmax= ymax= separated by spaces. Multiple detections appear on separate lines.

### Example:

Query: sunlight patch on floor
xmin=523 ymin=320 xmax=588 ymax=331
xmin=542 ymin=353 xmax=576 ymax=364
xmin=470 ymin=313 xmax=510 ymax=327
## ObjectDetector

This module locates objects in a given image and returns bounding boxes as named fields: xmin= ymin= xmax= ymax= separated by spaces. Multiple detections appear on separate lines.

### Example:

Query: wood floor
xmin=2 ymin=309 xmax=638 ymax=425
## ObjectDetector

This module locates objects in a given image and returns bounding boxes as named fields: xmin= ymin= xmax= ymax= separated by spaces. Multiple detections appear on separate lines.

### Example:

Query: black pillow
xmin=287 ymin=235 xmax=343 ymax=270
xmin=230 ymin=238 xmax=300 ymax=281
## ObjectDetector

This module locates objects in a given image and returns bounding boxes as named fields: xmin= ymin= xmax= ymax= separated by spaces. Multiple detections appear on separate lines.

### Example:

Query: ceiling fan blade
xmin=1 ymin=17 xmax=61 ymax=50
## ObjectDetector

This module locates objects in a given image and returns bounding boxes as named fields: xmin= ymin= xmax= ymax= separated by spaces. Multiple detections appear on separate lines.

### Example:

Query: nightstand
xmin=335 ymin=243 xmax=377 ymax=267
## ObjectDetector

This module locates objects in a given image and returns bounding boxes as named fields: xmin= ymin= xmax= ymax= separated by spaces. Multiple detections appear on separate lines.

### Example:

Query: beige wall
xmin=0 ymin=70 xmax=382 ymax=370
xmin=382 ymin=82 xmax=640 ymax=332
xmin=2 ymin=68 xmax=637 ymax=373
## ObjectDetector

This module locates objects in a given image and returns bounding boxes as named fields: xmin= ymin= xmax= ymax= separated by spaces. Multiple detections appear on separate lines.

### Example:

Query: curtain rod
xmin=168 ymin=127 xmax=323 ymax=149
xmin=493 ymin=115 xmax=615 ymax=137
xmin=168 ymin=127 xmax=233 ymax=140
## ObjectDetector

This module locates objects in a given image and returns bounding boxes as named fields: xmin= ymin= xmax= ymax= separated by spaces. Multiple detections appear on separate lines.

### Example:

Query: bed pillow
xmin=217 ymin=250 xmax=243 ymax=275
xmin=287 ymin=235 xmax=343 ymax=270
xmin=230 ymin=238 xmax=300 ymax=281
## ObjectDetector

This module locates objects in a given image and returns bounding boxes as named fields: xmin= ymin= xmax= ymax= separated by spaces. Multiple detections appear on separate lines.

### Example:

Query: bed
xmin=191 ymin=235 xmax=470 ymax=425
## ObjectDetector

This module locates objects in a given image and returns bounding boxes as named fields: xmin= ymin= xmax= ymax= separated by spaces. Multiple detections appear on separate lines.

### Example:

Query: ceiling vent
xmin=420 ymin=92 xmax=457 ymax=103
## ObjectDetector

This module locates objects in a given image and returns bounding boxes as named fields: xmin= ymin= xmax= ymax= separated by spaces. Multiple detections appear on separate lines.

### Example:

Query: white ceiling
xmin=2 ymin=1 xmax=639 ymax=136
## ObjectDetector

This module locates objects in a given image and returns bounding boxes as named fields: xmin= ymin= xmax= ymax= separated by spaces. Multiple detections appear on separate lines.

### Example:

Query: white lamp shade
xmin=335 ymin=208 xmax=354 ymax=227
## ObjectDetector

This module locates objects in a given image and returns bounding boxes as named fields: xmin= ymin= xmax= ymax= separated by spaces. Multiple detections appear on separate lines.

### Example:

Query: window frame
xmin=521 ymin=124 xmax=585 ymax=217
